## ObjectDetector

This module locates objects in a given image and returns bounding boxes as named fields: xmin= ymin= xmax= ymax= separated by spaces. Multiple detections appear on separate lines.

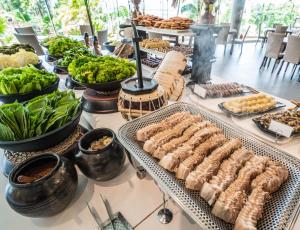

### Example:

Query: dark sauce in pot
xmin=16 ymin=159 xmax=57 ymax=184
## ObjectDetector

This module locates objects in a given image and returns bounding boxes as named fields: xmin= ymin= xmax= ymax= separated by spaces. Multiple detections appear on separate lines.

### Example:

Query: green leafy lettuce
xmin=0 ymin=90 xmax=80 ymax=141
xmin=0 ymin=66 xmax=58 ymax=95
xmin=68 ymin=56 xmax=136 ymax=84
xmin=43 ymin=36 xmax=84 ymax=57
xmin=57 ymin=47 xmax=95 ymax=68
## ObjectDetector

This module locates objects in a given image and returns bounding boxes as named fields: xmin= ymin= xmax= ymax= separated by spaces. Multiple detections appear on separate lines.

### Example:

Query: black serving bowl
xmin=53 ymin=65 xmax=68 ymax=75
xmin=75 ymin=128 xmax=125 ymax=181
xmin=34 ymin=60 xmax=43 ymax=70
xmin=0 ymin=78 xmax=59 ymax=104
xmin=5 ymin=153 xmax=78 ymax=217
xmin=65 ymin=75 xmax=86 ymax=90
xmin=103 ymin=42 xmax=116 ymax=52
xmin=0 ymin=107 xmax=82 ymax=152
xmin=70 ymin=76 xmax=123 ymax=92
xmin=45 ymin=53 xmax=62 ymax=62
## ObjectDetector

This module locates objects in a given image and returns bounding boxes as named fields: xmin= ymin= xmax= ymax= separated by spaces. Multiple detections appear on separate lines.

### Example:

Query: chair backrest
xmin=97 ymin=29 xmax=108 ymax=46
xmin=148 ymin=32 xmax=163 ymax=39
xmin=294 ymin=17 xmax=300 ymax=28
xmin=275 ymin=25 xmax=288 ymax=34
xmin=265 ymin=32 xmax=285 ymax=59
xmin=14 ymin=26 xmax=36 ymax=35
xmin=14 ymin=33 xmax=44 ymax=55
xmin=284 ymin=35 xmax=300 ymax=64
xmin=79 ymin=25 xmax=92 ymax=36
xmin=216 ymin=26 xmax=230 ymax=45
xmin=242 ymin=25 xmax=251 ymax=42
xmin=273 ymin=23 xmax=282 ymax=28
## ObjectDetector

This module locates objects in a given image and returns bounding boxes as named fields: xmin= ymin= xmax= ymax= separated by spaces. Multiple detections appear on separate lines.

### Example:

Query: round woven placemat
xmin=4 ymin=126 xmax=85 ymax=166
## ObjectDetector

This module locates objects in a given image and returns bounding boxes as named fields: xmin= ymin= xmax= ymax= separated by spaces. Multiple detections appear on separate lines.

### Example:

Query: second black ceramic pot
xmin=5 ymin=153 xmax=78 ymax=217
xmin=76 ymin=128 xmax=125 ymax=181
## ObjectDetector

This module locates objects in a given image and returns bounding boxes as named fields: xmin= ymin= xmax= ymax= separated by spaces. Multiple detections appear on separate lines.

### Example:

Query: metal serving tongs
xmin=86 ymin=202 xmax=104 ymax=230
xmin=288 ymin=100 xmax=300 ymax=111
xmin=100 ymin=194 xmax=116 ymax=230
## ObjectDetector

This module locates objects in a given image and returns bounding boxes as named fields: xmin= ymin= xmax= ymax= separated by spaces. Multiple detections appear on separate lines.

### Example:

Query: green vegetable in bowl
xmin=0 ymin=44 xmax=35 ymax=55
xmin=0 ymin=66 xmax=58 ymax=95
xmin=57 ymin=47 xmax=95 ymax=68
xmin=40 ymin=36 xmax=65 ymax=47
xmin=68 ymin=56 xmax=136 ymax=84
xmin=43 ymin=36 xmax=84 ymax=57
xmin=0 ymin=90 xmax=80 ymax=141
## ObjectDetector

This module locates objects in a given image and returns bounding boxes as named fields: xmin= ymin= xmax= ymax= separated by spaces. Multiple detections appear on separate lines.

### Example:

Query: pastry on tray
xmin=135 ymin=111 xmax=289 ymax=229
xmin=223 ymin=93 xmax=277 ymax=114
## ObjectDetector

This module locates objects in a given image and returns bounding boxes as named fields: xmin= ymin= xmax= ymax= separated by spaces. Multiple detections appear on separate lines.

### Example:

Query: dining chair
xmin=216 ymin=25 xmax=230 ymax=55
xmin=276 ymin=35 xmax=300 ymax=79
xmin=14 ymin=26 xmax=36 ymax=35
xmin=275 ymin=25 xmax=288 ymax=34
xmin=259 ymin=32 xmax=285 ymax=73
xmin=14 ymin=33 xmax=44 ymax=55
xmin=273 ymin=23 xmax=282 ymax=28
xmin=79 ymin=25 xmax=92 ymax=36
xmin=256 ymin=24 xmax=267 ymax=48
xmin=97 ymin=29 xmax=108 ymax=46
xmin=233 ymin=25 xmax=250 ymax=54
xmin=293 ymin=17 xmax=300 ymax=28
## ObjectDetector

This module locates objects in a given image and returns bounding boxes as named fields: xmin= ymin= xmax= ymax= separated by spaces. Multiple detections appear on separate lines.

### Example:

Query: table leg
xmin=230 ymin=36 xmax=235 ymax=55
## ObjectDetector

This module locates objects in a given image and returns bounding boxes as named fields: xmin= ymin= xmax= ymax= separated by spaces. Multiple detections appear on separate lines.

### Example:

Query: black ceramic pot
xmin=5 ymin=153 xmax=78 ymax=217
xmin=103 ymin=42 xmax=116 ymax=52
xmin=76 ymin=128 xmax=125 ymax=181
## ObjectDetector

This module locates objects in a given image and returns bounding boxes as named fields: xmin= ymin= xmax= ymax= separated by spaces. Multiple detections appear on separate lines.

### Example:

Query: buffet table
xmin=1 ymin=60 xmax=300 ymax=230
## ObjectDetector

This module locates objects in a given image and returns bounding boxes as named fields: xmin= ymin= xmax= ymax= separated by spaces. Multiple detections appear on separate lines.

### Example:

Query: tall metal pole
xmin=44 ymin=0 xmax=57 ymax=35
xmin=84 ymin=0 xmax=95 ymax=36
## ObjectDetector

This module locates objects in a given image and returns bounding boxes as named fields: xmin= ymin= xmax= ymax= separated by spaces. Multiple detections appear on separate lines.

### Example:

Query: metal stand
xmin=157 ymin=193 xmax=173 ymax=224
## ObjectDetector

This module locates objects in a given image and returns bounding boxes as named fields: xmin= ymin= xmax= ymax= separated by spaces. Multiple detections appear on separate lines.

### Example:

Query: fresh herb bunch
xmin=0 ymin=44 xmax=35 ymax=55
xmin=0 ymin=90 xmax=81 ymax=141
xmin=68 ymin=56 xmax=136 ymax=84
xmin=0 ymin=67 xmax=58 ymax=95
xmin=57 ymin=47 xmax=95 ymax=68
xmin=40 ymin=35 xmax=65 ymax=47
xmin=43 ymin=36 xmax=84 ymax=57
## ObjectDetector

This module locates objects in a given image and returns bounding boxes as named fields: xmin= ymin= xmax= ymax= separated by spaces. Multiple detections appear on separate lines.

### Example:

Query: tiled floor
xmin=212 ymin=43 xmax=300 ymax=100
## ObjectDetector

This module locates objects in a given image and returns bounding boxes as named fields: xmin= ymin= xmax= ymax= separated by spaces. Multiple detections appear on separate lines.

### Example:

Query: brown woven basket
xmin=118 ymin=86 xmax=167 ymax=120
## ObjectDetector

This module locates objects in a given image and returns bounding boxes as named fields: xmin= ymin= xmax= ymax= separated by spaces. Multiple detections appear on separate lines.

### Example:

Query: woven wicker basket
xmin=118 ymin=86 xmax=167 ymax=120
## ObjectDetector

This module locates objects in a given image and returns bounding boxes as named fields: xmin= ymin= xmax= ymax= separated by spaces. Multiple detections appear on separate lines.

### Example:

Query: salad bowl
xmin=0 ymin=78 xmax=60 ymax=104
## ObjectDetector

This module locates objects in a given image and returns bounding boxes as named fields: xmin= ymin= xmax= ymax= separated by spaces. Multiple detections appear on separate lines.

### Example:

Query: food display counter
xmin=0 ymin=50 xmax=300 ymax=230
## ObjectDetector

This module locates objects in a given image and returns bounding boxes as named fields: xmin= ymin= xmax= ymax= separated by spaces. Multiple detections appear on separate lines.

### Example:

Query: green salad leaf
xmin=68 ymin=56 xmax=136 ymax=84
xmin=57 ymin=47 xmax=95 ymax=68
xmin=0 ymin=66 xmax=58 ymax=95
xmin=0 ymin=90 xmax=80 ymax=141
xmin=43 ymin=36 xmax=84 ymax=57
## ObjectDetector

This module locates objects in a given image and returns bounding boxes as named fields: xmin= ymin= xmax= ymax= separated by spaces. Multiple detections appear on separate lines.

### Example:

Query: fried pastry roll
xmin=234 ymin=161 xmax=288 ymax=230
xmin=175 ymin=134 xmax=227 ymax=180
xmin=143 ymin=115 xmax=202 ymax=154
xmin=200 ymin=148 xmax=253 ymax=205
xmin=153 ymin=121 xmax=212 ymax=159
xmin=158 ymin=125 xmax=221 ymax=169
xmin=185 ymin=139 xmax=243 ymax=190
xmin=212 ymin=155 xmax=269 ymax=224
xmin=233 ymin=187 xmax=269 ymax=230
xmin=136 ymin=112 xmax=191 ymax=141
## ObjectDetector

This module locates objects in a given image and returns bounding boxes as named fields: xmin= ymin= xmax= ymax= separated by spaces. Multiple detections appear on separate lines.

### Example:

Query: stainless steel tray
xmin=117 ymin=102 xmax=300 ymax=230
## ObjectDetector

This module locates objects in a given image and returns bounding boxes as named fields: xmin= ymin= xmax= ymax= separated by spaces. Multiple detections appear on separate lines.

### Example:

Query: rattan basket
xmin=118 ymin=86 xmax=167 ymax=120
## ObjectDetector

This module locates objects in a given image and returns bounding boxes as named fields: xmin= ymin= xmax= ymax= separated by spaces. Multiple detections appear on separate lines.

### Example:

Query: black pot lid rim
xmin=121 ymin=77 xmax=158 ymax=95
